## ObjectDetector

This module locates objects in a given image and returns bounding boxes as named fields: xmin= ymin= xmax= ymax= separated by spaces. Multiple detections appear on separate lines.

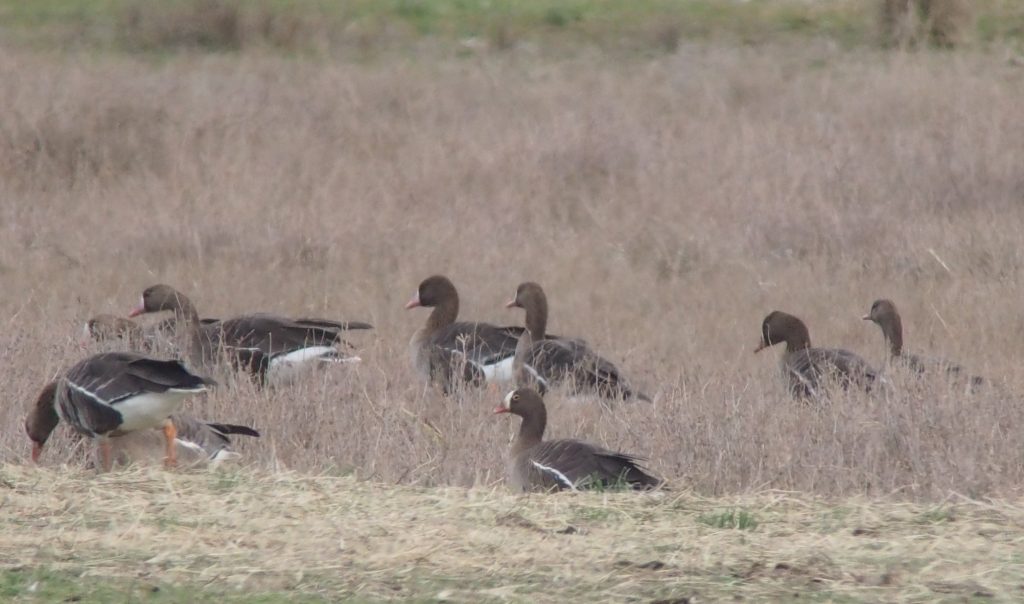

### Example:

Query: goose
xmin=863 ymin=299 xmax=984 ymax=387
xmin=405 ymin=275 xmax=520 ymax=392
xmin=495 ymin=388 xmax=661 ymax=492
xmin=505 ymin=282 xmax=650 ymax=402
xmin=128 ymin=284 xmax=370 ymax=382
xmin=25 ymin=352 xmax=213 ymax=471
xmin=109 ymin=415 xmax=259 ymax=468
xmin=27 ymin=379 xmax=258 ymax=468
xmin=83 ymin=314 xmax=144 ymax=344
xmin=85 ymin=313 xmax=221 ymax=350
xmin=85 ymin=313 xmax=270 ymax=386
xmin=755 ymin=311 xmax=879 ymax=398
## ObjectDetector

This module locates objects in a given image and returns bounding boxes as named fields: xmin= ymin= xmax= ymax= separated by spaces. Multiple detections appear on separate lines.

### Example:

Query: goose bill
xmin=128 ymin=296 xmax=146 ymax=317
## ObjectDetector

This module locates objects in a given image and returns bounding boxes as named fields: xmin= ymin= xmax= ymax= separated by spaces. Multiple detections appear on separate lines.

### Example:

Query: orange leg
xmin=163 ymin=419 xmax=178 ymax=469
xmin=98 ymin=438 xmax=113 ymax=472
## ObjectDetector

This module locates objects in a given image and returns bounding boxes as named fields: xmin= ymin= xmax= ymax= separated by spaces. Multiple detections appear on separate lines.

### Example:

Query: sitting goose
xmin=495 ymin=388 xmax=661 ymax=492
xmin=128 ymin=284 xmax=370 ymax=382
xmin=863 ymin=299 xmax=984 ymax=387
xmin=755 ymin=311 xmax=879 ymax=398
xmin=85 ymin=314 xmax=221 ymax=350
xmin=85 ymin=313 xmax=270 ymax=386
xmin=109 ymin=414 xmax=259 ymax=468
xmin=25 ymin=352 xmax=213 ymax=471
xmin=405 ymin=275 xmax=520 ymax=392
xmin=506 ymin=282 xmax=650 ymax=402
xmin=84 ymin=314 xmax=144 ymax=344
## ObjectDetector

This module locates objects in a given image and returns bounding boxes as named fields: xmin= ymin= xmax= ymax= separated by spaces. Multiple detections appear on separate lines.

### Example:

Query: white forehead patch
xmin=82 ymin=323 xmax=92 ymax=339
xmin=502 ymin=390 xmax=516 ymax=409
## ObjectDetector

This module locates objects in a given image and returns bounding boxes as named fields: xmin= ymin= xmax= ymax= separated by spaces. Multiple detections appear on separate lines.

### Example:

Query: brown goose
xmin=28 ymin=379 xmax=259 ymax=467
xmin=505 ymin=282 xmax=650 ymax=402
xmin=863 ymin=299 xmax=983 ymax=386
xmin=128 ymin=284 xmax=369 ymax=381
xmin=405 ymin=275 xmax=521 ymax=392
xmin=85 ymin=314 xmax=220 ymax=349
xmin=755 ymin=311 xmax=880 ymax=398
xmin=495 ymin=388 xmax=661 ymax=492
xmin=109 ymin=415 xmax=259 ymax=468
xmin=25 ymin=352 xmax=213 ymax=471
xmin=85 ymin=313 xmax=270 ymax=385
xmin=84 ymin=314 xmax=143 ymax=344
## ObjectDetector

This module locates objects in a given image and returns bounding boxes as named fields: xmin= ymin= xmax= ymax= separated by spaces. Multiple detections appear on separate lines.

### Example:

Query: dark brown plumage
xmin=128 ymin=284 xmax=368 ymax=381
xmin=505 ymin=282 xmax=650 ymax=402
xmin=495 ymin=388 xmax=661 ymax=492
xmin=26 ymin=352 xmax=213 ymax=471
xmin=27 ymin=379 xmax=258 ymax=468
xmin=863 ymin=299 xmax=983 ymax=386
xmin=406 ymin=275 xmax=521 ymax=392
xmin=755 ymin=311 xmax=879 ymax=398
xmin=85 ymin=313 xmax=221 ymax=351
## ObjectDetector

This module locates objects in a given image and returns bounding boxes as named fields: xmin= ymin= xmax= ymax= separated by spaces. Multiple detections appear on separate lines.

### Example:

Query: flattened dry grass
xmin=2 ymin=464 xmax=1023 ymax=601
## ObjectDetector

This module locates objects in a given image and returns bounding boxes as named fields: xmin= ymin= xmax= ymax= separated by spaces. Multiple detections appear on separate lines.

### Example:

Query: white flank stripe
xmin=211 ymin=449 xmax=241 ymax=465
xmin=269 ymin=346 xmax=340 ymax=368
xmin=315 ymin=355 xmax=361 ymax=364
xmin=66 ymin=379 xmax=114 ymax=406
xmin=175 ymin=438 xmax=205 ymax=454
xmin=531 ymin=460 xmax=577 ymax=491
xmin=524 ymin=364 xmax=549 ymax=389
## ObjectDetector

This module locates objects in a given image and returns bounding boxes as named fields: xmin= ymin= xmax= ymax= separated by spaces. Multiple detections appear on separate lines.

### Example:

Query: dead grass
xmin=1 ymin=44 xmax=1024 ymax=504
xmin=2 ymin=464 xmax=1023 ymax=601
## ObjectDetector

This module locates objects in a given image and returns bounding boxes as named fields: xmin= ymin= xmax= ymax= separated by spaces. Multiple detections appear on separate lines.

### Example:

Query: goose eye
xmin=512 ymin=393 xmax=519 ymax=401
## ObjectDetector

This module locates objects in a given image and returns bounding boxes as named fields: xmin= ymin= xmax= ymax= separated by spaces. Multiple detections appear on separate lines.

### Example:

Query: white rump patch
xmin=480 ymin=355 xmax=515 ymax=383
xmin=531 ymin=460 xmax=577 ymax=491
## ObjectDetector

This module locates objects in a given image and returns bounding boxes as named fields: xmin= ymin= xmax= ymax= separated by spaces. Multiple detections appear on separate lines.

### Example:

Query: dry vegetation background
xmin=1 ymin=33 xmax=1023 ymax=501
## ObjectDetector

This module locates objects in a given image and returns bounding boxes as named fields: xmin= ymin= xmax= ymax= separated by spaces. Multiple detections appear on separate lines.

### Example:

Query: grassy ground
xmin=3 ymin=463 xmax=1023 ymax=602
xmin=0 ymin=0 xmax=1022 ymax=55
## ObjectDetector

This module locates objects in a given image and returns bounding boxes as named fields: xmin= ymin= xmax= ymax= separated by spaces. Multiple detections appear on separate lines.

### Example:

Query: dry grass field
xmin=3 ymin=2 xmax=1024 ymax=600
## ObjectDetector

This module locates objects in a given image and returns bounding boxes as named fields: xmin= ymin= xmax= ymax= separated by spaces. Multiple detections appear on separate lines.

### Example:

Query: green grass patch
xmin=698 ymin=508 xmax=759 ymax=531
xmin=1 ymin=0 xmax=1020 ymax=55
xmin=0 ymin=568 xmax=318 ymax=603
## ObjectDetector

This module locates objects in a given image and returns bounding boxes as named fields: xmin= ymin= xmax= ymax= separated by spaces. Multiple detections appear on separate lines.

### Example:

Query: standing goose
xmin=25 ymin=352 xmax=213 ymax=471
xmin=506 ymin=282 xmax=650 ymax=402
xmin=863 ymin=299 xmax=983 ymax=386
xmin=494 ymin=388 xmax=661 ymax=492
xmin=27 ymin=379 xmax=258 ymax=467
xmin=755 ymin=311 xmax=879 ymax=398
xmin=405 ymin=275 xmax=520 ymax=391
xmin=128 ymin=284 xmax=370 ymax=381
